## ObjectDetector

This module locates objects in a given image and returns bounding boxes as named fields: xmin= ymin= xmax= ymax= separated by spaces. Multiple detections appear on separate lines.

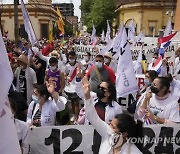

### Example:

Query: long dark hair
xmin=36 ymin=84 xmax=51 ymax=100
xmin=158 ymin=74 xmax=173 ymax=94
xmin=115 ymin=114 xmax=143 ymax=151
xmin=106 ymin=81 xmax=117 ymax=102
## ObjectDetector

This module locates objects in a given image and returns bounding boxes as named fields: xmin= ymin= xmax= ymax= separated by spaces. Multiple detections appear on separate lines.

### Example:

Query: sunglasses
xmin=97 ymin=85 xmax=108 ymax=91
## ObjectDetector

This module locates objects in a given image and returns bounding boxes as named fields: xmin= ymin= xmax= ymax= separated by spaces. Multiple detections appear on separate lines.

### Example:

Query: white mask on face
xmin=69 ymin=59 xmax=75 ymax=63
xmin=95 ymin=62 xmax=103 ymax=68
xmin=49 ymin=66 xmax=57 ymax=71
xmin=84 ymin=56 xmax=89 ymax=62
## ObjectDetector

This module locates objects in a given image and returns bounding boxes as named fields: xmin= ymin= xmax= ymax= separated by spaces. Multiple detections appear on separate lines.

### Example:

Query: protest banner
xmin=29 ymin=124 xmax=180 ymax=154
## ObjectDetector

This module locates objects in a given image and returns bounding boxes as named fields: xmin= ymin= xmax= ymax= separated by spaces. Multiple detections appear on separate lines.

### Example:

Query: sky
xmin=2 ymin=0 xmax=81 ymax=20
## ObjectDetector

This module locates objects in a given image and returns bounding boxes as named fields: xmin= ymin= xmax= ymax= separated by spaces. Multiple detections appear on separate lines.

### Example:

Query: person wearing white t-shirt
xmin=137 ymin=76 xmax=180 ymax=125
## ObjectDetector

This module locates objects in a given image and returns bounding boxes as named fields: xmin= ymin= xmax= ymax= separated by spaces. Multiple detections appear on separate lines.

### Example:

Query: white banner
xmin=75 ymin=43 xmax=177 ymax=67
xmin=29 ymin=124 xmax=180 ymax=154
xmin=131 ymin=43 xmax=178 ymax=63
xmin=74 ymin=44 xmax=104 ymax=59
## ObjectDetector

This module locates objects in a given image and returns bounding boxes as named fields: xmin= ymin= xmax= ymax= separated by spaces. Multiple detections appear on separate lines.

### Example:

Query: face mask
xmin=49 ymin=66 xmax=57 ymax=71
xmin=150 ymin=86 xmax=160 ymax=94
xmin=104 ymin=58 xmax=109 ymax=64
xmin=69 ymin=59 xmax=75 ymax=63
xmin=144 ymin=79 xmax=151 ymax=86
xmin=32 ymin=95 xmax=39 ymax=104
xmin=84 ymin=56 xmax=89 ymax=62
xmin=95 ymin=62 xmax=103 ymax=69
xmin=97 ymin=88 xmax=105 ymax=99
xmin=109 ymin=133 xmax=123 ymax=149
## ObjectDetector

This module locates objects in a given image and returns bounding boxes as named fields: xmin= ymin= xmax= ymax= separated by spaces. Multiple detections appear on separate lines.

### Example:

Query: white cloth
xmin=84 ymin=98 xmax=142 ymax=154
xmin=15 ymin=119 xmax=29 ymax=154
xmin=75 ymin=81 xmax=122 ymax=124
xmin=65 ymin=62 xmax=79 ymax=84
xmin=109 ymin=60 xmax=117 ymax=73
xmin=14 ymin=67 xmax=37 ymax=105
xmin=170 ymin=79 xmax=180 ymax=101
xmin=26 ymin=96 xmax=66 ymax=126
xmin=137 ymin=93 xmax=180 ymax=124
xmin=174 ymin=57 xmax=180 ymax=80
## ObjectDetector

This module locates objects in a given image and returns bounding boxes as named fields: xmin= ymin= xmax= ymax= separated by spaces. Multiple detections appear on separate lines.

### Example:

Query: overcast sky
xmin=2 ymin=0 xmax=81 ymax=20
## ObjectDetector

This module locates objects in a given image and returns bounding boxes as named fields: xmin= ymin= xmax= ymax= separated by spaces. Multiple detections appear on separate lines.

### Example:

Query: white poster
xmin=29 ymin=124 xmax=180 ymax=154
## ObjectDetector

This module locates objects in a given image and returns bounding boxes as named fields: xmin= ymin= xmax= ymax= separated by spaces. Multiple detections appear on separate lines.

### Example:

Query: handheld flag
xmin=90 ymin=25 xmax=97 ymax=46
xmin=105 ymin=20 xmax=111 ymax=43
xmin=0 ymin=29 xmax=21 ymax=154
xmin=116 ymin=27 xmax=138 ymax=97
xmin=56 ymin=7 xmax=65 ymax=35
xmin=20 ymin=0 xmax=37 ymax=45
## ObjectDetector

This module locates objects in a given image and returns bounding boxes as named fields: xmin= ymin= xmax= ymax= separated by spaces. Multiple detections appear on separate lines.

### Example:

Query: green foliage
xmin=64 ymin=24 xmax=73 ymax=36
xmin=81 ymin=0 xmax=117 ymax=35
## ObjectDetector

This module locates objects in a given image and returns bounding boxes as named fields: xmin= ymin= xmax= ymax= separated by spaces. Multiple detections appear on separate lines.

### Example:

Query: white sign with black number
xmin=29 ymin=125 xmax=99 ymax=154
xmin=29 ymin=124 xmax=180 ymax=154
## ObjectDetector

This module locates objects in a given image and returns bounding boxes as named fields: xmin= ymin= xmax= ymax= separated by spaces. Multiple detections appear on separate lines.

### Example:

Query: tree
xmin=81 ymin=0 xmax=116 ymax=35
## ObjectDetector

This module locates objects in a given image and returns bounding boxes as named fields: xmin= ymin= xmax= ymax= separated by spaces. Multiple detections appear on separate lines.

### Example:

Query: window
xmin=19 ymin=24 xmax=28 ymax=40
xmin=41 ymin=23 xmax=48 ymax=39
xmin=148 ymin=21 xmax=157 ymax=36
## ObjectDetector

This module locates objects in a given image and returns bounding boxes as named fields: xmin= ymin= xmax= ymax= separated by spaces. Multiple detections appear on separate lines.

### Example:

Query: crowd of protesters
xmin=4 ymin=33 xmax=180 ymax=154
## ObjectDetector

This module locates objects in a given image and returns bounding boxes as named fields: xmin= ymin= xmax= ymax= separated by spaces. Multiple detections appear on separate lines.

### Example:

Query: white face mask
xmin=32 ymin=95 xmax=39 ymax=104
xmin=49 ymin=66 xmax=57 ymax=71
xmin=84 ymin=56 xmax=89 ymax=62
xmin=69 ymin=59 xmax=75 ymax=63
xmin=95 ymin=62 xmax=103 ymax=68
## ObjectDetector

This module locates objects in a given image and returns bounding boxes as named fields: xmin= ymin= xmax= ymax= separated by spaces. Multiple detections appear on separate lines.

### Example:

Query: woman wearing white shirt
xmin=82 ymin=77 xmax=143 ymax=154
xmin=137 ymin=76 xmax=180 ymax=124
xmin=26 ymin=82 xmax=67 ymax=127
xmin=75 ymin=67 xmax=122 ymax=124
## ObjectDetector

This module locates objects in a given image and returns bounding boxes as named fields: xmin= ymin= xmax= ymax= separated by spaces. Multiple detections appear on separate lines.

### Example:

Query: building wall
xmin=1 ymin=3 xmax=57 ymax=40
xmin=116 ymin=1 xmax=176 ymax=36
xmin=174 ymin=0 xmax=180 ymax=30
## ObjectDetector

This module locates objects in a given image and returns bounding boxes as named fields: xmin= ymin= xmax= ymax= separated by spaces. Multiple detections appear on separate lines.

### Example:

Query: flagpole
xmin=14 ymin=0 xmax=19 ymax=43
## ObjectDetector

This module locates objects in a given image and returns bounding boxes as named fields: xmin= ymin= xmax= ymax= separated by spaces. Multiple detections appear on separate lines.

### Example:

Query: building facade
xmin=1 ymin=0 xmax=57 ymax=40
xmin=52 ymin=3 xmax=78 ymax=32
xmin=174 ymin=0 xmax=180 ymax=30
xmin=52 ymin=3 xmax=74 ymax=16
xmin=116 ymin=0 xmax=177 ymax=36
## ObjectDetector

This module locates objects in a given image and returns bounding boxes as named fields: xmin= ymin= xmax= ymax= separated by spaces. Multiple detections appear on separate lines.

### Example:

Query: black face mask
xmin=150 ymin=86 xmax=160 ymax=94
xmin=97 ymin=89 xmax=105 ymax=99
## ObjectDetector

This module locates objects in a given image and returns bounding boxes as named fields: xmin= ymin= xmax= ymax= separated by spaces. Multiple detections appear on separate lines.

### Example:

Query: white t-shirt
xmin=147 ymin=94 xmax=180 ymax=124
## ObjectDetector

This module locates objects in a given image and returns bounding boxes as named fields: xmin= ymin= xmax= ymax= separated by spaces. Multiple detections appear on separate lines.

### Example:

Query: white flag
xmin=136 ymin=31 xmax=144 ymax=43
xmin=90 ymin=24 xmax=97 ymax=45
xmin=101 ymin=30 xmax=105 ymax=42
xmin=128 ymin=19 xmax=135 ymax=43
xmin=164 ymin=17 xmax=172 ymax=37
xmin=100 ymin=23 xmax=124 ymax=60
xmin=116 ymin=28 xmax=138 ymax=97
xmin=134 ymin=45 xmax=143 ymax=74
xmin=0 ymin=30 xmax=21 ymax=154
xmin=21 ymin=0 xmax=37 ymax=46
xmin=105 ymin=20 xmax=111 ymax=43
